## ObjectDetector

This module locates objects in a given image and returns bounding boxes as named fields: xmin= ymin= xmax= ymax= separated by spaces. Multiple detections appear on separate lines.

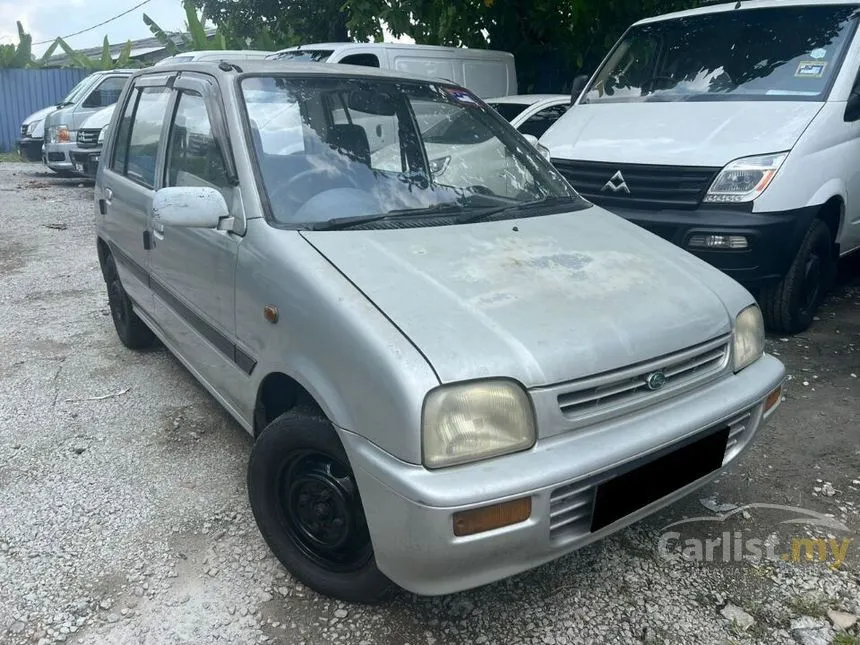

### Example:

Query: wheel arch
xmin=253 ymin=370 xmax=335 ymax=439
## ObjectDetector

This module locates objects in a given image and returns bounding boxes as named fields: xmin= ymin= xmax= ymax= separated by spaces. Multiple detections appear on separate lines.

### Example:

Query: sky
xmin=0 ymin=0 xmax=188 ymax=56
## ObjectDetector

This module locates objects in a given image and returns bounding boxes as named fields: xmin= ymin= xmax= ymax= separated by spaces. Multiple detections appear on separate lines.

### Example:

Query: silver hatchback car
xmin=94 ymin=61 xmax=785 ymax=602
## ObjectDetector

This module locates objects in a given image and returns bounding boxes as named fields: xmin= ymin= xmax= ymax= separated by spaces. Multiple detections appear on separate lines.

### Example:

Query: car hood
xmin=301 ymin=209 xmax=734 ymax=388
xmin=543 ymin=101 xmax=824 ymax=167
xmin=80 ymin=104 xmax=117 ymax=129
xmin=22 ymin=106 xmax=56 ymax=126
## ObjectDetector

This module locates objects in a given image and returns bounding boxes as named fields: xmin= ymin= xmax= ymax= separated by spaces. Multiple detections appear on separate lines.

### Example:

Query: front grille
xmin=552 ymin=159 xmax=720 ymax=210
xmin=557 ymin=335 xmax=730 ymax=421
xmin=549 ymin=481 xmax=594 ymax=542
xmin=724 ymin=410 xmax=753 ymax=456
xmin=76 ymin=128 xmax=100 ymax=148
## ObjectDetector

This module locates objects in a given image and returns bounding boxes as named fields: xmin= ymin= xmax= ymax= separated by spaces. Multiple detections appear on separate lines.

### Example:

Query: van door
xmin=149 ymin=74 xmax=250 ymax=410
xmin=101 ymin=74 xmax=174 ymax=316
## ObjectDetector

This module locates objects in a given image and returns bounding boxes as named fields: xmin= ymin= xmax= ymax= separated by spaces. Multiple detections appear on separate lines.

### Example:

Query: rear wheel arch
xmin=97 ymin=237 xmax=112 ymax=282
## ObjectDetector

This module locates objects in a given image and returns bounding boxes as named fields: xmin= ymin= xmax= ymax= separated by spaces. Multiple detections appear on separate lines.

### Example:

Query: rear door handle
xmin=104 ymin=188 xmax=113 ymax=205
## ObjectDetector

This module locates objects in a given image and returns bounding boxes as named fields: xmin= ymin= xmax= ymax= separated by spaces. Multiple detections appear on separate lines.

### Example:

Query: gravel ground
xmin=0 ymin=161 xmax=858 ymax=645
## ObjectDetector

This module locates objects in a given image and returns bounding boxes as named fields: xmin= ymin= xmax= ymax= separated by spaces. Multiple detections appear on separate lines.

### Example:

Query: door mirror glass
xmin=570 ymin=74 xmax=589 ymax=105
xmin=152 ymin=186 xmax=228 ymax=228
xmin=845 ymin=88 xmax=860 ymax=122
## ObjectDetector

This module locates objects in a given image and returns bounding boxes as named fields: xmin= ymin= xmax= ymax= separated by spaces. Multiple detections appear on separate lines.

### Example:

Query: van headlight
xmin=733 ymin=305 xmax=765 ymax=372
xmin=704 ymin=152 xmax=787 ymax=203
xmin=98 ymin=125 xmax=109 ymax=144
xmin=422 ymin=380 xmax=536 ymax=469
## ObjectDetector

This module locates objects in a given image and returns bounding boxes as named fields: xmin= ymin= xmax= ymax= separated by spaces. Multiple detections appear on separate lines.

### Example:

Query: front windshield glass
xmin=584 ymin=5 xmax=860 ymax=103
xmin=240 ymin=76 xmax=579 ymax=228
xmin=61 ymin=76 xmax=100 ymax=105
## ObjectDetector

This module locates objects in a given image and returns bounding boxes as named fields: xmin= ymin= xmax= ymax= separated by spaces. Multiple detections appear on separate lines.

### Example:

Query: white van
xmin=266 ymin=43 xmax=517 ymax=97
xmin=543 ymin=0 xmax=860 ymax=333
xmin=154 ymin=50 xmax=272 ymax=66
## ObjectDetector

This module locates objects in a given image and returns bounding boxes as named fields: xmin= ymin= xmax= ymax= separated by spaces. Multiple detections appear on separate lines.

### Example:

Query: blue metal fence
xmin=0 ymin=68 xmax=89 ymax=153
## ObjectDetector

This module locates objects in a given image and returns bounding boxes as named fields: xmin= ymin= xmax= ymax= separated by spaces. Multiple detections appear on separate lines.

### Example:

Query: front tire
xmin=103 ymin=254 xmax=155 ymax=350
xmin=760 ymin=219 xmax=833 ymax=334
xmin=248 ymin=408 xmax=394 ymax=603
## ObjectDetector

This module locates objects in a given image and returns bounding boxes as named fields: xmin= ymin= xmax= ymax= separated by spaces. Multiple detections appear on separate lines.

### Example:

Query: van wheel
xmin=104 ymin=254 xmax=155 ymax=350
xmin=760 ymin=219 xmax=833 ymax=334
xmin=248 ymin=408 xmax=394 ymax=603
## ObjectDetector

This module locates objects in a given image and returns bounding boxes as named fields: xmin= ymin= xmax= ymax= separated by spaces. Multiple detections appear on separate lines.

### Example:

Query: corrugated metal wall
xmin=0 ymin=68 xmax=89 ymax=152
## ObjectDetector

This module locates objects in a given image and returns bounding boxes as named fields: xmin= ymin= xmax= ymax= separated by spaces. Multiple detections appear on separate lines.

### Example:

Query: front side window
xmin=112 ymin=86 xmax=171 ymax=188
xmin=487 ymin=102 xmax=528 ymax=122
xmin=585 ymin=5 xmax=860 ymax=103
xmin=518 ymin=104 xmax=569 ymax=138
xmin=83 ymin=76 xmax=128 ymax=108
xmin=270 ymin=50 xmax=333 ymax=63
xmin=241 ymin=76 xmax=580 ymax=229
xmin=165 ymin=92 xmax=231 ymax=197
xmin=339 ymin=53 xmax=380 ymax=68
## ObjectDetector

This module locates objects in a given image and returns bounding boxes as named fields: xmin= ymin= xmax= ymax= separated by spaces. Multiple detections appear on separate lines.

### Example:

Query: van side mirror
xmin=152 ymin=186 xmax=229 ymax=229
xmin=570 ymin=74 xmax=589 ymax=105
xmin=845 ymin=87 xmax=860 ymax=122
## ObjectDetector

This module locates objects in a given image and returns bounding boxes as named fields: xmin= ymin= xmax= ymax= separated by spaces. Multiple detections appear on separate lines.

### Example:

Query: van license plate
xmin=591 ymin=427 xmax=730 ymax=532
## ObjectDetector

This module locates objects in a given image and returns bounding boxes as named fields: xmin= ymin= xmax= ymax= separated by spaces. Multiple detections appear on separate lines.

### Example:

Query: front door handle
xmin=104 ymin=188 xmax=113 ymax=205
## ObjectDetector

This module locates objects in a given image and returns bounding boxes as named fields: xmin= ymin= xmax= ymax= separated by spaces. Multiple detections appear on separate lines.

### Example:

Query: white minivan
xmin=266 ymin=43 xmax=518 ymax=97
xmin=543 ymin=0 xmax=860 ymax=333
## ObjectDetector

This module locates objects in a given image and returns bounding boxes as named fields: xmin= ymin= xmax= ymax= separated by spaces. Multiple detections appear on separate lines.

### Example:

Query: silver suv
xmin=94 ymin=61 xmax=786 ymax=602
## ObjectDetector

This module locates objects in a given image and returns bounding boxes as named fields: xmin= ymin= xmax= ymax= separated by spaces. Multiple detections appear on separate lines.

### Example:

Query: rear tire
xmin=760 ymin=219 xmax=833 ymax=334
xmin=248 ymin=408 xmax=394 ymax=603
xmin=104 ymin=254 xmax=155 ymax=350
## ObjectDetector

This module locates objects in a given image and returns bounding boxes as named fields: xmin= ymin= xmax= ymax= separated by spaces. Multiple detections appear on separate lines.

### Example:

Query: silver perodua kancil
xmin=94 ymin=60 xmax=785 ymax=602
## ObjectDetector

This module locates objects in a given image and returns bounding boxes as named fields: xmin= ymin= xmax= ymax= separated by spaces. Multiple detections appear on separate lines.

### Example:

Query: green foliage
xmin=144 ymin=0 xmax=226 ymax=53
xmin=52 ymin=36 xmax=137 ymax=70
xmin=0 ymin=21 xmax=35 ymax=68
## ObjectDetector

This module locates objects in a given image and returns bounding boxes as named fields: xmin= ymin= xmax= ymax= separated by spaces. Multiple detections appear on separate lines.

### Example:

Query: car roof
xmin=484 ymin=94 xmax=568 ymax=105
xmin=271 ymin=42 xmax=513 ymax=57
xmin=131 ymin=59 xmax=465 ymax=86
xmin=635 ymin=0 xmax=860 ymax=26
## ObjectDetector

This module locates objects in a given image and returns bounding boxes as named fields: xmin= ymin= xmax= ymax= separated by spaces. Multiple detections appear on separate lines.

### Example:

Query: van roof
xmin=272 ymin=42 xmax=514 ymax=59
xmin=635 ymin=0 xmax=860 ymax=26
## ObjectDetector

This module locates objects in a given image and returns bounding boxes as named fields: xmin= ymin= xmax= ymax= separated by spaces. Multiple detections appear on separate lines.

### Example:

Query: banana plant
xmin=144 ymin=0 xmax=221 ymax=53
xmin=53 ymin=36 xmax=136 ymax=70
xmin=0 ymin=22 xmax=35 ymax=68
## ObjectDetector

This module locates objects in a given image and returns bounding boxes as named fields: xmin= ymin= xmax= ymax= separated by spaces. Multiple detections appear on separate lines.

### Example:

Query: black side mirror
xmin=570 ymin=74 xmax=589 ymax=105
xmin=845 ymin=88 xmax=860 ymax=122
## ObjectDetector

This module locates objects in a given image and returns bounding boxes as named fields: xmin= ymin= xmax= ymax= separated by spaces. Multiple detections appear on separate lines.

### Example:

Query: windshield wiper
xmin=458 ymin=196 xmax=585 ymax=224
xmin=308 ymin=202 xmax=490 ymax=231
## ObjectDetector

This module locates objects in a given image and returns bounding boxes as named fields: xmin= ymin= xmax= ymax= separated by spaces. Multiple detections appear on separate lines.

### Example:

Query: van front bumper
xmin=609 ymin=205 xmax=820 ymax=288
xmin=43 ymin=141 xmax=75 ymax=172
xmin=16 ymin=137 xmax=43 ymax=162
xmin=69 ymin=147 xmax=102 ymax=178
xmin=339 ymin=354 xmax=785 ymax=596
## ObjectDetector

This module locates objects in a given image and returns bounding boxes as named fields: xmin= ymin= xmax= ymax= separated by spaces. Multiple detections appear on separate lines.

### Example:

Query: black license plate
xmin=591 ymin=427 xmax=729 ymax=532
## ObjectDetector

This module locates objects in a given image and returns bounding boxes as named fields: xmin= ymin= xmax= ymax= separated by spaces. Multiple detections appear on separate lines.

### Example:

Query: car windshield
xmin=240 ymin=76 xmax=581 ymax=229
xmin=487 ymin=102 xmax=529 ymax=121
xmin=60 ymin=76 xmax=100 ymax=106
xmin=269 ymin=50 xmax=333 ymax=63
xmin=584 ymin=5 xmax=860 ymax=103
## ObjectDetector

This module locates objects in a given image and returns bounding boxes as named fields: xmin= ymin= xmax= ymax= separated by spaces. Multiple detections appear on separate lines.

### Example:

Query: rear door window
xmin=111 ymin=87 xmax=172 ymax=188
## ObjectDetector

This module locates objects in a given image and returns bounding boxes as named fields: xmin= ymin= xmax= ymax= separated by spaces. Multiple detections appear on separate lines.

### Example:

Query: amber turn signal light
xmin=764 ymin=385 xmax=782 ymax=414
xmin=453 ymin=497 xmax=532 ymax=537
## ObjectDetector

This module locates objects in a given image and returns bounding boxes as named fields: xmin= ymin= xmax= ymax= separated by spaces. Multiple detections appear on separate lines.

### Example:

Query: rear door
xmin=101 ymin=73 xmax=174 ymax=315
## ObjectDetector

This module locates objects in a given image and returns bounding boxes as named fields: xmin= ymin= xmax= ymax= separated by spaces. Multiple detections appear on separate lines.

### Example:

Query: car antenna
xmin=218 ymin=61 xmax=243 ymax=73
xmin=734 ymin=1 xmax=742 ymax=7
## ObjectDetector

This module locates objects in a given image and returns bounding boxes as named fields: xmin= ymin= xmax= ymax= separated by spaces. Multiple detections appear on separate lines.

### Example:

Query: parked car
xmin=16 ymin=106 xmax=56 ymax=162
xmin=486 ymin=94 xmax=570 ymax=138
xmin=266 ymin=43 xmax=517 ymax=97
xmin=43 ymin=70 xmax=134 ymax=174
xmin=543 ymin=0 xmax=860 ymax=334
xmin=95 ymin=60 xmax=785 ymax=602
xmin=153 ymin=50 xmax=273 ymax=66
xmin=69 ymin=104 xmax=115 ymax=178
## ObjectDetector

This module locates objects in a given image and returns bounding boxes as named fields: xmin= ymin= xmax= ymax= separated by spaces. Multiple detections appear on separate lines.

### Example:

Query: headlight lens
xmin=49 ymin=125 xmax=71 ymax=144
xmin=704 ymin=153 xmax=787 ymax=203
xmin=422 ymin=380 xmax=535 ymax=469
xmin=98 ymin=125 xmax=109 ymax=144
xmin=733 ymin=305 xmax=765 ymax=372
xmin=26 ymin=121 xmax=39 ymax=136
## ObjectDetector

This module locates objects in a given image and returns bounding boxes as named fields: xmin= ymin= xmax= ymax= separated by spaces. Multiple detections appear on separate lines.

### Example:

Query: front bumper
xmin=340 ymin=354 xmax=785 ymax=596
xmin=70 ymin=147 xmax=102 ymax=178
xmin=43 ymin=141 xmax=75 ymax=171
xmin=608 ymin=205 xmax=819 ymax=288
xmin=16 ymin=137 xmax=43 ymax=162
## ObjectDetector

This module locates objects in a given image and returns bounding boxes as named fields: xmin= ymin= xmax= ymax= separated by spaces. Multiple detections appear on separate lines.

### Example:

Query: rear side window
xmin=339 ymin=53 xmax=380 ymax=68
xmin=111 ymin=86 xmax=172 ymax=188
xmin=165 ymin=92 xmax=231 ymax=197
xmin=83 ymin=76 xmax=128 ymax=109
xmin=518 ymin=104 xmax=569 ymax=138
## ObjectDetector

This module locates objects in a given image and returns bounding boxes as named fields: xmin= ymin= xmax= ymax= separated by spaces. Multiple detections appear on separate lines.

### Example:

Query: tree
xmin=52 ymin=36 xmax=135 ymax=70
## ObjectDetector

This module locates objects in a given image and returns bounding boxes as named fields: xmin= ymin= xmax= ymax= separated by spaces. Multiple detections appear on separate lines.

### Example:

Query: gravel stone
xmin=720 ymin=604 xmax=755 ymax=631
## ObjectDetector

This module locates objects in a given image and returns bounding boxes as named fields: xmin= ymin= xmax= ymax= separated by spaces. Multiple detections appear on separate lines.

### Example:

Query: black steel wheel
xmin=248 ymin=408 xmax=394 ymax=603
xmin=103 ymin=254 xmax=155 ymax=350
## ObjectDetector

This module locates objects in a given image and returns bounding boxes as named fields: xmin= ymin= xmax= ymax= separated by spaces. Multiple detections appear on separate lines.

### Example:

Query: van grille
xmin=549 ymin=482 xmax=594 ymax=542
xmin=552 ymin=159 xmax=720 ymax=210
xmin=76 ymin=128 xmax=101 ymax=148
xmin=557 ymin=335 xmax=730 ymax=421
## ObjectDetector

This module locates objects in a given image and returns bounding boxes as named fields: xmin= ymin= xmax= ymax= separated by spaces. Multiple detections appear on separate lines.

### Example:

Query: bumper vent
xmin=552 ymin=159 xmax=720 ymax=210
xmin=549 ymin=482 xmax=594 ymax=542
xmin=76 ymin=128 xmax=100 ymax=148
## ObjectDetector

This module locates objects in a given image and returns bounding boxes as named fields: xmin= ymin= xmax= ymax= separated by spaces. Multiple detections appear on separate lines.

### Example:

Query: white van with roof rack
xmin=543 ymin=0 xmax=860 ymax=333
xmin=154 ymin=50 xmax=272 ymax=66
xmin=266 ymin=43 xmax=517 ymax=97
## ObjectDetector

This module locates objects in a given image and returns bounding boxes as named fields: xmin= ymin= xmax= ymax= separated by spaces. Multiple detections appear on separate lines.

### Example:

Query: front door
xmin=148 ymin=74 xmax=249 ymax=412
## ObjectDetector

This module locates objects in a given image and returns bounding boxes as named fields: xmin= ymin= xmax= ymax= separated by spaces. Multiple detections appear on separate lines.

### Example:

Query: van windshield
xmin=241 ymin=76 xmax=581 ymax=229
xmin=584 ymin=5 xmax=860 ymax=103
xmin=59 ymin=76 xmax=99 ymax=106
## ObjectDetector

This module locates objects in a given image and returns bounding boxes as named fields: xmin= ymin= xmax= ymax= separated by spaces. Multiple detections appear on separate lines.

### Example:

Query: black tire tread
xmin=104 ymin=254 xmax=156 ymax=350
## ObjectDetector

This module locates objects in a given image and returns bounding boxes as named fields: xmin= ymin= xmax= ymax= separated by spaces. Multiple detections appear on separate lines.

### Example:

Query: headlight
xmin=49 ymin=125 xmax=71 ymax=144
xmin=26 ymin=121 xmax=39 ymax=136
xmin=733 ymin=305 xmax=765 ymax=372
xmin=422 ymin=380 xmax=536 ymax=469
xmin=703 ymin=152 xmax=787 ymax=203
xmin=98 ymin=125 xmax=109 ymax=144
